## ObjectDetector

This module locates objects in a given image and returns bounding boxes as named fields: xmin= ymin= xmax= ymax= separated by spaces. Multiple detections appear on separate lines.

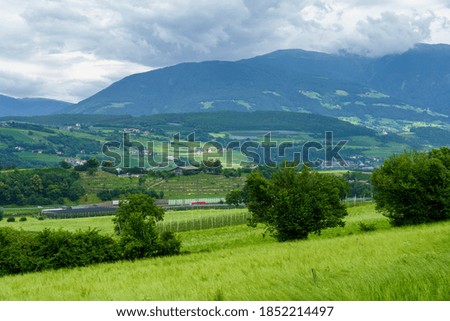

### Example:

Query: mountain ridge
xmin=0 ymin=94 xmax=73 ymax=117
xmin=63 ymin=43 xmax=450 ymax=132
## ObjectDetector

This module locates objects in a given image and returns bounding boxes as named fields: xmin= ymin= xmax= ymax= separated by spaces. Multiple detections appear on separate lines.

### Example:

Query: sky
xmin=1 ymin=0 xmax=449 ymax=103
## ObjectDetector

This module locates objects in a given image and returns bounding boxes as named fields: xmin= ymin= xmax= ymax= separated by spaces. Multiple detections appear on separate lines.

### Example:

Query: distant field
xmin=79 ymin=171 xmax=142 ymax=194
xmin=0 ymin=205 xmax=448 ymax=300
xmin=17 ymin=152 xmax=63 ymax=165
xmin=156 ymin=173 xmax=246 ymax=199
xmin=78 ymin=171 xmax=246 ymax=201
xmin=0 ymin=208 xmax=250 ymax=236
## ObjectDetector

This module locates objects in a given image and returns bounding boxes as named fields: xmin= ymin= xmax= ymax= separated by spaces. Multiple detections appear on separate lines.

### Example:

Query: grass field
xmin=0 ymin=208 xmax=250 ymax=235
xmin=155 ymin=173 xmax=246 ymax=199
xmin=1 ymin=203 xmax=448 ymax=301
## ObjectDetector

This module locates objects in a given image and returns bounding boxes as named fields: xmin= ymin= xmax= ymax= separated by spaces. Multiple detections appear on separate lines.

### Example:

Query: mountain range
xmin=0 ymin=95 xmax=72 ymax=117
xmin=1 ymin=43 xmax=449 ymax=132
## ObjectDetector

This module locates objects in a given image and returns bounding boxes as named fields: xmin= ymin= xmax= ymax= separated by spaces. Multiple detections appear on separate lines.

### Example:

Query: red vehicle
xmin=191 ymin=201 xmax=207 ymax=205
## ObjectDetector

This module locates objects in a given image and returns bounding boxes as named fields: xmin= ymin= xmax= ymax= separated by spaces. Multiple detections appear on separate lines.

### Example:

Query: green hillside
xmin=1 ymin=111 xmax=448 ymax=170
xmin=0 ymin=121 xmax=103 ymax=168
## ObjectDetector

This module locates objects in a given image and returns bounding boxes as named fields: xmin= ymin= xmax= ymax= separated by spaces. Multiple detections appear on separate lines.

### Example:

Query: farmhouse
xmin=171 ymin=165 xmax=201 ymax=175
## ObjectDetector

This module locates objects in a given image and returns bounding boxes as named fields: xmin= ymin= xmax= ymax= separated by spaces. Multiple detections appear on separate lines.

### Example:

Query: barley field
xmin=0 ymin=204 xmax=448 ymax=301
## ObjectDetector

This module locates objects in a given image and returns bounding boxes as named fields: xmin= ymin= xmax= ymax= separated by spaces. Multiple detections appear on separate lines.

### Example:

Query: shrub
xmin=0 ymin=227 xmax=120 ymax=276
xmin=156 ymin=231 xmax=181 ymax=256
xmin=358 ymin=222 xmax=376 ymax=232
xmin=35 ymin=228 xmax=120 ymax=269
xmin=19 ymin=217 xmax=27 ymax=222
xmin=225 ymin=190 xmax=244 ymax=207
xmin=0 ymin=210 xmax=3 ymax=221
xmin=7 ymin=217 xmax=15 ymax=223
xmin=0 ymin=228 xmax=41 ymax=276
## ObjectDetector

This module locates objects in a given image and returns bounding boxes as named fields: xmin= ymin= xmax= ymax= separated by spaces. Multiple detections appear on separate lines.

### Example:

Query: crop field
xmin=79 ymin=171 xmax=142 ymax=194
xmin=155 ymin=174 xmax=246 ymax=199
xmin=78 ymin=171 xmax=246 ymax=201
xmin=1 ymin=203 xmax=448 ymax=301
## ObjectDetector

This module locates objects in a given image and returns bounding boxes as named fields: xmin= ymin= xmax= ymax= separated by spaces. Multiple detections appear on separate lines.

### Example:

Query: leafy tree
xmin=371 ymin=147 xmax=450 ymax=226
xmin=223 ymin=168 xmax=241 ymax=178
xmin=86 ymin=158 xmax=100 ymax=168
xmin=225 ymin=190 xmax=244 ymax=207
xmin=67 ymin=182 xmax=86 ymax=202
xmin=246 ymin=166 xmax=348 ymax=241
xmin=349 ymin=181 xmax=372 ymax=198
xmin=202 ymin=159 xmax=222 ymax=175
xmin=113 ymin=194 xmax=179 ymax=260
xmin=60 ymin=160 xmax=72 ymax=169
xmin=31 ymin=175 xmax=44 ymax=192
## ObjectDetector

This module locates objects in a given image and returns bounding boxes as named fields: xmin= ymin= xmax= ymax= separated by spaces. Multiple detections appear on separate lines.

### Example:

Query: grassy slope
xmin=0 ymin=204 xmax=448 ymax=301
xmin=0 ymin=126 xmax=107 ymax=168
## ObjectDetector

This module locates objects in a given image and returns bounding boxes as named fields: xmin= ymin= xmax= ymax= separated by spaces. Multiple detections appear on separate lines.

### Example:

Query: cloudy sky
xmin=1 ymin=0 xmax=449 ymax=103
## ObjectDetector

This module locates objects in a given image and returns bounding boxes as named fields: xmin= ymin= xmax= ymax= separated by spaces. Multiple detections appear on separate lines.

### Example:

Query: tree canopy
xmin=371 ymin=147 xmax=450 ymax=226
xmin=113 ymin=194 xmax=179 ymax=260
xmin=0 ymin=168 xmax=85 ymax=205
xmin=245 ymin=166 xmax=348 ymax=241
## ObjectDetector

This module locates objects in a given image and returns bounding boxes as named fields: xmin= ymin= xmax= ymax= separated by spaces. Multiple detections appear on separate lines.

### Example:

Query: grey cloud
xmin=350 ymin=11 xmax=434 ymax=56
xmin=0 ymin=71 xmax=45 ymax=99
xmin=0 ymin=0 xmax=449 ymax=102
xmin=11 ymin=1 xmax=445 ymax=65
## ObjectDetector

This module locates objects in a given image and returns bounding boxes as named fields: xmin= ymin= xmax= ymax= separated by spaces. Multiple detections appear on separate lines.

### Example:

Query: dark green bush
xmin=358 ymin=222 xmax=377 ymax=232
xmin=0 ymin=194 xmax=182 ymax=277
xmin=156 ymin=231 xmax=181 ymax=256
xmin=6 ymin=217 xmax=15 ymax=223
xmin=0 ymin=228 xmax=42 ymax=276
xmin=19 ymin=217 xmax=27 ymax=222
xmin=0 ymin=227 xmax=120 ymax=276
xmin=34 ymin=228 xmax=120 ymax=269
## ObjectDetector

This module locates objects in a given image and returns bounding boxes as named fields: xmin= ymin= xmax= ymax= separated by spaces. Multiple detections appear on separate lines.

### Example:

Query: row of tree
xmin=97 ymin=187 xmax=163 ymax=201
xmin=0 ymin=168 xmax=85 ymax=205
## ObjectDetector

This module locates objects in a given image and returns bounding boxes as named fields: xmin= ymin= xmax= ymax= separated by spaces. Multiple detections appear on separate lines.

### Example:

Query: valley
xmin=0 ymin=45 xmax=449 ymax=304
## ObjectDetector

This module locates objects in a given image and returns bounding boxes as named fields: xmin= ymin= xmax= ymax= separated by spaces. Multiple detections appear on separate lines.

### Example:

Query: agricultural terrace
xmin=79 ymin=171 xmax=246 ymax=201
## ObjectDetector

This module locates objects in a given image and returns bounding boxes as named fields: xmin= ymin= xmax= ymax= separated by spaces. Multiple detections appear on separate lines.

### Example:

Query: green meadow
xmin=0 ymin=204 xmax=448 ymax=301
